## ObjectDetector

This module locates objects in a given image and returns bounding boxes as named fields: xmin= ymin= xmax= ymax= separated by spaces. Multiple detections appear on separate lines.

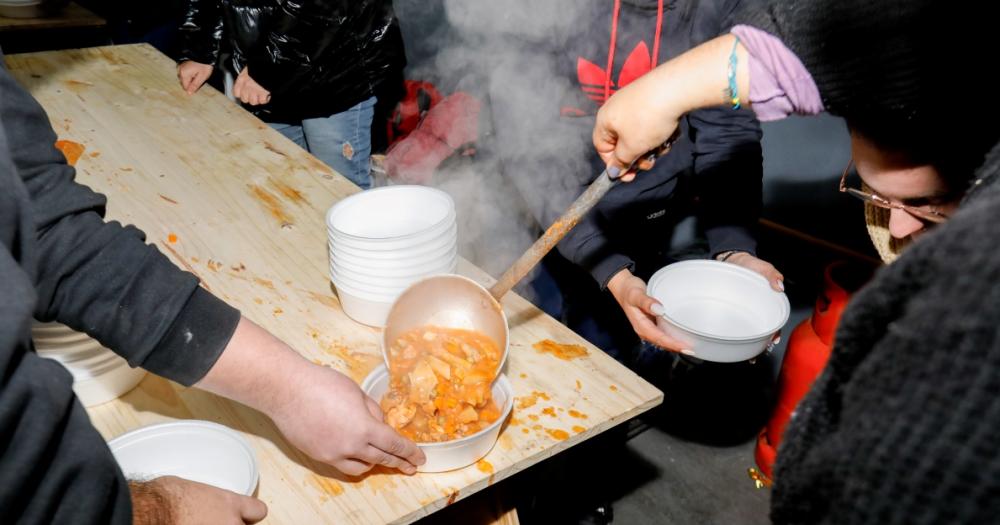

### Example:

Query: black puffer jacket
xmin=178 ymin=0 xmax=405 ymax=122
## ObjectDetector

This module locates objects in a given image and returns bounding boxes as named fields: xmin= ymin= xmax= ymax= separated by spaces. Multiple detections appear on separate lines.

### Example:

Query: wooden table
xmin=0 ymin=2 xmax=105 ymax=33
xmin=5 ymin=44 xmax=662 ymax=524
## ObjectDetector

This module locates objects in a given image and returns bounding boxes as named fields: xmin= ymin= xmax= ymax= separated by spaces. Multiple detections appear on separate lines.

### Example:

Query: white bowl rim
xmin=107 ymin=419 xmax=258 ymax=496
xmin=325 ymin=186 xmax=456 ymax=241
xmin=647 ymin=260 xmax=790 ymax=342
xmin=362 ymin=364 xmax=514 ymax=448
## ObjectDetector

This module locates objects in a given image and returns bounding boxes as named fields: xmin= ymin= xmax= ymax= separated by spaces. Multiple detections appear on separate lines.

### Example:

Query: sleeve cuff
xmin=139 ymin=288 xmax=241 ymax=386
xmin=591 ymin=255 xmax=636 ymax=291
xmin=706 ymin=225 xmax=758 ymax=260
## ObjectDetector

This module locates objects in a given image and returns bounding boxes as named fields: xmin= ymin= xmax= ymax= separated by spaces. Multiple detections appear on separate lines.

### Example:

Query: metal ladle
xmin=382 ymin=143 xmax=675 ymax=372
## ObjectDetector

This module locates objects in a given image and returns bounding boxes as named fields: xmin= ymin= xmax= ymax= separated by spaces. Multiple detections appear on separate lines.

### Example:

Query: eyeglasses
xmin=839 ymin=160 xmax=950 ymax=223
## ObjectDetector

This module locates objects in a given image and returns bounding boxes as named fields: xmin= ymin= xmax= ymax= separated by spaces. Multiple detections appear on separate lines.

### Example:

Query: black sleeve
xmin=0 ymin=60 xmax=239 ymax=387
xmin=687 ymin=106 xmax=763 ymax=258
xmin=177 ymin=0 xmax=224 ymax=65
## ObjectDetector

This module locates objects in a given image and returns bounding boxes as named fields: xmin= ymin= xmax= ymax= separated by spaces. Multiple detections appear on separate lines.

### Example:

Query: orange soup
xmin=382 ymin=326 xmax=503 ymax=443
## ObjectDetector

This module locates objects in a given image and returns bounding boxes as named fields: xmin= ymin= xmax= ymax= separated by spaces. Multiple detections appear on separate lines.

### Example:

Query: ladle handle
xmin=488 ymin=171 xmax=617 ymax=300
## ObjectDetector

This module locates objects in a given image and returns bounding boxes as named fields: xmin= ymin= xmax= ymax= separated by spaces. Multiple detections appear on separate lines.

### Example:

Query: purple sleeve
xmin=731 ymin=25 xmax=824 ymax=121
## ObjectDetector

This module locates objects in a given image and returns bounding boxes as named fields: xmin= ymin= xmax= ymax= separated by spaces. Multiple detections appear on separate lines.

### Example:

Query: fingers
xmin=361 ymin=445 xmax=417 ymax=475
xmin=367 ymin=422 xmax=425 ymax=468
xmin=238 ymin=495 xmax=268 ymax=523
xmin=365 ymin=396 xmax=384 ymax=421
xmin=628 ymin=308 xmax=689 ymax=351
xmin=336 ymin=458 xmax=374 ymax=477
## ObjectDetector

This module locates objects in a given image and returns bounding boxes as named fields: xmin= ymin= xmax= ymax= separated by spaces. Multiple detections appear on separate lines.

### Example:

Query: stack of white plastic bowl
xmin=32 ymin=322 xmax=146 ymax=407
xmin=326 ymin=186 xmax=458 ymax=327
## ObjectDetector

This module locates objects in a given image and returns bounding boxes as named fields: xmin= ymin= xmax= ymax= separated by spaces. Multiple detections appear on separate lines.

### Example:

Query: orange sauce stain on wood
xmin=89 ymin=151 xmax=100 ymax=158
xmin=167 ymin=233 xmax=178 ymax=244
xmin=63 ymin=79 xmax=94 ymax=92
xmin=568 ymin=409 xmax=588 ymax=419
xmin=532 ymin=339 xmax=589 ymax=360
xmin=444 ymin=489 xmax=459 ymax=506
xmin=158 ymin=194 xmax=179 ymax=205
xmin=507 ymin=416 xmax=521 ymax=426
xmin=519 ymin=373 xmax=527 ymax=379
xmin=545 ymin=428 xmax=570 ymax=441
xmin=253 ymin=277 xmax=275 ymax=289
xmin=576 ymin=379 xmax=582 ymax=390
xmin=54 ymin=139 xmax=85 ymax=166
xmin=522 ymin=428 xmax=530 ymax=434
xmin=307 ymin=474 xmax=344 ymax=502
xmin=268 ymin=177 xmax=307 ymax=204
xmin=249 ymin=184 xmax=293 ymax=226
xmin=253 ymin=297 xmax=263 ymax=305
xmin=572 ymin=425 xmax=586 ymax=434
xmin=609 ymin=385 xmax=619 ymax=392
xmin=307 ymin=291 xmax=340 ymax=309
xmin=272 ymin=307 xmax=283 ymax=316
xmin=476 ymin=460 xmax=494 ymax=474
xmin=189 ymin=256 xmax=200 ymax=263
xmin=528 ymin=414 xmax=539 ymax=422
xmin=541 ymin=407 xmax=557 ymax=418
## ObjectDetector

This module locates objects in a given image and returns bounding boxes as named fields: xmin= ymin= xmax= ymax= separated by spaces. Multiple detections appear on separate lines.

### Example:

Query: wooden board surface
xmin=0 ymin=2 xmax=105 ymax=32
xmin=5 ymin=44 xmax=662 ymax=524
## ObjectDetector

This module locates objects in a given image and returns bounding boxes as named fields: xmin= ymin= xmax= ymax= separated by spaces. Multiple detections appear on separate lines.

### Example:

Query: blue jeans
xmin=270 ymin=96 xmax=376 ymax=189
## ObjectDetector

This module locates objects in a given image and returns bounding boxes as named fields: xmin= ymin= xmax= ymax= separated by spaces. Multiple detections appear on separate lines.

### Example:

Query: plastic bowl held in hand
xmin=361 ymin=364 xmax=513 ymax=472
xmin=646 ymin=260 xmax=790 ymax=363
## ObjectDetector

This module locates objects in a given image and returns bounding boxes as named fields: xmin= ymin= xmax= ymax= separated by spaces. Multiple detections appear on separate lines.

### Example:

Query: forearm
xmin=130 ymin=481 xmax=172 ymax=525
xmin=194 ymin=316 xmax=308 ymax=418
xmin=628 ymin=34 xmax=750 ymax=122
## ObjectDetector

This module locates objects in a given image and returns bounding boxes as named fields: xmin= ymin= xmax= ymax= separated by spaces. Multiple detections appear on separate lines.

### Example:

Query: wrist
xmin=607 ymin=268 xmax=634 ymax=300
xmin=130 ymin=480 xmax=173 ymax=525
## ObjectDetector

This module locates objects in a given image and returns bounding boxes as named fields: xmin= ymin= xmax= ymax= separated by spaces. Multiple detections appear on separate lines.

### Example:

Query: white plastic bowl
xmin=330 ymin=248 xmax=457 ymax=277
xmin=108 ymin=420 xmax=258 ymax=496
xmin=646 ymin=260 xmax=790 ymax=363
xmin=328 ymin=223 xmax=457 ymax=257
xmin=329 ymin=259 xmax=458 ymax=293
xmin=73 ymin=361 xmax=146 ymax=406
xmin=332 ymin=279 xmax=397 ymax=327
xmin=326 ymin=185 xmax=455 ymax=242
xmin=361 ymin=365 xmax=513 ymax=472
xmin=329 ymin=240 xmax=457 ymax=269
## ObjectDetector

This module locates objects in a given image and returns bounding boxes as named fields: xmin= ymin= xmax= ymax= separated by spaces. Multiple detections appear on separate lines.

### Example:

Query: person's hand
xmin=607 ymin=269 xmax=689 ymax=352
xmin=233 ymin=68 xmax=271 ymax=106
xmin=130 ymin=476 xmax=267 ymax=525
xmin=593 ymin=68 xmax=683 ymax=182
xmin=721 ymin=252 xmax=785 ymax=292
xmin=265 ymin=363 xmax=426 ymax=476
xmin=195 ymin=317 xmax=425 ymax=477
xmin=177 ymin=61 xmax=214 ymax=95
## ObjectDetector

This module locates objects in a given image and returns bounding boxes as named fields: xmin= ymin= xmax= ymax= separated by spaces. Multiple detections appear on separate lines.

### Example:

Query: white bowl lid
xmin=108 ymin=420 xmax=258 ymax=496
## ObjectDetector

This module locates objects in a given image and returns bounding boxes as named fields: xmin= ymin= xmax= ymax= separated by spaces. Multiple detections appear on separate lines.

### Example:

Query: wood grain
xmin=5 ymin=44 xmax=662 ymax=524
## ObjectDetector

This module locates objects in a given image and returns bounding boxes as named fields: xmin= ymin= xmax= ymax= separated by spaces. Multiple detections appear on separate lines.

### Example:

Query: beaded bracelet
xmin=727 ymin=36 xmax=741 ymax=110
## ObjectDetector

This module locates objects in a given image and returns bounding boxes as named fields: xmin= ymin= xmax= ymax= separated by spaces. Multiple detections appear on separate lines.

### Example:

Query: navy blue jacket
xmin=490 ymin=0 xmax=762 ymax=287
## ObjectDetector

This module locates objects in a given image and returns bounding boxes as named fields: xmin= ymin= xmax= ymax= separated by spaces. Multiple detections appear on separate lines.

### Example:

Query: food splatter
xmin=609 ymin=385 xmax=619 ymax=392
xmin=89 ymin=151 xmax=101 ymax=158
xmin=158 ymin=194 xmax=179 ymax=205
xmin=568 ymin=410 xmax=588 ymax=419
xmin=248 ymin=184 xmax=293 ymax=227
xmin=253 ymin=277 xmax=275 ymax=289
xmin=268 ymin=177 xmax=307 ymax=204
xmin=54 ymin=139 xmax=85 ymax=166
xmin=167 ymin=233 xmax=178 ymax=244
xmin=532 ymin=339 xmax=589 ymax=360
xmin=575 ymin=380 xmax=582 ymax=390
xmin=516 ymin=390 xmax=551 ymax=410
xmin=522 ymin=428 xmax=530 ymax=434
xmin=528 ymin=414 xmax=539 ymax=422
xmin=541 ymin=407 xmax=557 ymax=418
xmin=307 ymin=291 xmax=340 ymax=309
xmin=306 ymin=474 xmax=343 ymax=502
xmin=476 ymin=460 xmax=494 ymax=474
xmin=572 ymin=425 xmax=586 ymax=434
xmin=519 ymin=373 xmax=527 ymax=379
xmin=272 ymin=307 xmax=283 ymax=316
xmin=545 ymin=428 xmax=570 ymax=441
xmin=253 ymin=297 xmax=263 ymax=305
